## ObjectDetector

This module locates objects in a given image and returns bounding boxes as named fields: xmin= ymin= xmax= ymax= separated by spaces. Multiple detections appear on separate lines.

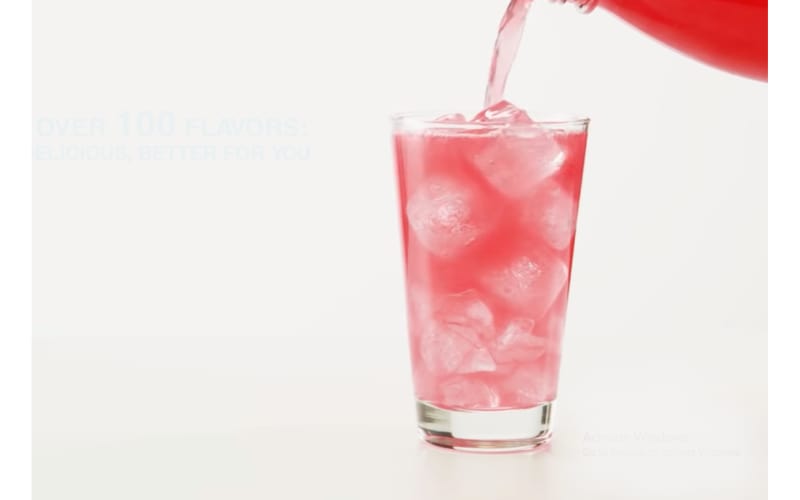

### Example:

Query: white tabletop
xmin=34 ymin=332 xmax=764 ymax=500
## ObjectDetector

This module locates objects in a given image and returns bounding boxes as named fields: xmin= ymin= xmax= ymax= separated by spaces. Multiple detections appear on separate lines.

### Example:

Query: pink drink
xmin=394 ymin=103 xmax=588 ymax=414
xmin=391 ymin=0 xmax=589 ymax=451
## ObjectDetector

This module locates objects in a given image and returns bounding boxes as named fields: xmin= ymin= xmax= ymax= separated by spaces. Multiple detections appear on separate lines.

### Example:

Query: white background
xmin=32 ymin=0 xmax=766 ymax=498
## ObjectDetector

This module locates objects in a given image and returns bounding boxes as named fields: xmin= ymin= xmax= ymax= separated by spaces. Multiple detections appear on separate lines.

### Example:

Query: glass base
xmin=416 ymin=400 xmax=553 ymax=453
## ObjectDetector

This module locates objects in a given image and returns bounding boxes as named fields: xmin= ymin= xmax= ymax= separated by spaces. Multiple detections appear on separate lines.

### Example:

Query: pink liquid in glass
xmin=393 ymin=103 xmax=588 ymax=411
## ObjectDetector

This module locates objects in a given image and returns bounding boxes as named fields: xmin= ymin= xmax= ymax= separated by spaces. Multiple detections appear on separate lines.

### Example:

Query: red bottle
xmin=562 ymin=0 xmax=768 ymax=81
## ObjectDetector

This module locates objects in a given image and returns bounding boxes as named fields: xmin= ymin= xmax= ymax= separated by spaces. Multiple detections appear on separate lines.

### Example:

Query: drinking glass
xmin=391 ymin=112 xmax=589 ymax=452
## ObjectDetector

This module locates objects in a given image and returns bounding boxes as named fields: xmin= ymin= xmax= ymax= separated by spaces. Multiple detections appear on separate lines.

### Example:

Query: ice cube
xmin=468 ymin=128 xmax=565 ymax=199
xmin=480 ymin=249 xmax=568 ymax=319
xmin=472 ymin=100 xmax=534 ymax=125
xmin=493 ymin=318 xmax=548 ymax=364
xmin=405 ymin=285 xmax=434 ymax=340
xmin=406 ymin=175 xmax=494 ymax=257
xmin=532 ymin=288 xmax=569 ymax=355
xmin=420 ymin=327 xmax=496 ymax=375
xmin=419 ymin=290 xmax=497 ymax=375
xmin=547 ymin=311 xmax=566 ymax=340
xmin=502 ymin=365 xmax=555 ymax=407
xmin=524 ymin=181 xmax=578 ymax=251
xmin=434 ymin=113 xmax=467 ymax=123
xmin=440 ymin=377 xmax=500 ymax=409
xmin=436 ymin=290 xmax=495 ymax=340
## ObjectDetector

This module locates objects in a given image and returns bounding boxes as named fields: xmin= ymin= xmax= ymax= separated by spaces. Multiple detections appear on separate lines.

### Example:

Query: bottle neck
xmin=556 ymin=0 xmax=599 ymax=14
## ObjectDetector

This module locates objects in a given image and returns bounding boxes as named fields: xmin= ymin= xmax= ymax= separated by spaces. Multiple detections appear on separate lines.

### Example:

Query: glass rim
xmin=391 ymin=111 xmax=590 ymax=131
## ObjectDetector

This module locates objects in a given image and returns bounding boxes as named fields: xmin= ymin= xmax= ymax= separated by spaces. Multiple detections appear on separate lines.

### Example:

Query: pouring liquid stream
xmin=484 ymin=0 xmax=534 ymax=108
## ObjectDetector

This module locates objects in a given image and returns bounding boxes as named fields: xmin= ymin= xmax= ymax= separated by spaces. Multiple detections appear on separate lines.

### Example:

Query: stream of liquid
xmin=484 ymin=0 xmax=534 ymax=107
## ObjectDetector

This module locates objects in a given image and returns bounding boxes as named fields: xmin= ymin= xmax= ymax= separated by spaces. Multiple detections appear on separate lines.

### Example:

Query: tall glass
xmin=391 ymin=112 xmax=589 ymax=452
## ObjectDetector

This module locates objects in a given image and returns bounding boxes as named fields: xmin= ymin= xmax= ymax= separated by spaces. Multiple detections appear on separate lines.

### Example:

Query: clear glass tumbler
xmin=391 ymin=112 xmax=589 ymax=452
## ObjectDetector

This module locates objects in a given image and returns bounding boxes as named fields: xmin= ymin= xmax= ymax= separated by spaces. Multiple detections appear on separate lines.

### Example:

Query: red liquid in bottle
xmin=591 ymin=0 xmax=768 ymax=80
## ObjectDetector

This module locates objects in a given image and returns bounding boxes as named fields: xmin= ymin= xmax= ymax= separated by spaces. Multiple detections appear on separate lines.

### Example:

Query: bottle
xmin=560 ymin=0 xmax=768 ymax=81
